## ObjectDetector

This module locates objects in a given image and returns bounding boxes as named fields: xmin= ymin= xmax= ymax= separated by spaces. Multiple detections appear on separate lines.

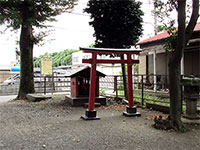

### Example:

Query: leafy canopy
xmin=0 ymin=0 xmax=76 ymax=29
xmin=84 ymin=0 xmax=143 ymax=48
xmin=154 ymin=0 xmax=197 ymax=51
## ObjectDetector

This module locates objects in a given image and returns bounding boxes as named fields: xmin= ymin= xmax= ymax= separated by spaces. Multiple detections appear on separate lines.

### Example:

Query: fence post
xmin=44 ymin=76 xmax=46 ymax=95
xmin=52 ymin=74 xmax=54 ymax=95
xmin=114 ymin=76 xmax=118 ymax=99
xmin=141 ymin=75 xmax=144 ymax=106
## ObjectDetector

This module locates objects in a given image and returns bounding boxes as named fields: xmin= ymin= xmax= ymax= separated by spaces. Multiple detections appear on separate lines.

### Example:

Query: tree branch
xmin=172 ymin=0 xmax=186 ymax=64
xmin=185 ymin=0 xmax=199 ymax=43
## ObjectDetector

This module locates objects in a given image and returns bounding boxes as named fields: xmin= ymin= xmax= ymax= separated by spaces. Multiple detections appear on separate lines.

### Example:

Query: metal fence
xmin=100 ymin=74 xmax=170 ymax=104
xmin=100 ymin=74 xmax=200 ymax=109
xmin=0 ymin=74 xmax=199 ymax=108
xmin=0 ymin=75 xmax=71 ymax=96
xmin=34 ymin=75 xmax=71 ymax=94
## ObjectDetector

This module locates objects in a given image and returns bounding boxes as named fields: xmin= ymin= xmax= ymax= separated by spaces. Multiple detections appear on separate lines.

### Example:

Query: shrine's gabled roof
xmin=137 ymin=22 xmax=200 ymax=45
xmin=66 ymin=66 xmax=106 ymax=78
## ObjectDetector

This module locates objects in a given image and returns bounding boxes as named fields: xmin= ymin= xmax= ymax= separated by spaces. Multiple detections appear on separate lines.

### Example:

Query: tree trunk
xmin=152 ymin=0 xmax=199 ymax=132
xmin=168 ymin=0 xmax=199 ymax=131
xmin=17 ymin=24 xmax=35 ymax=99
xmin=168 ymin=0 xmax=186 ymax=131
xmin=168 ymin=60 xmax=183 ymax=130
xmin=120 ymin=54 xmax=128 ymax=100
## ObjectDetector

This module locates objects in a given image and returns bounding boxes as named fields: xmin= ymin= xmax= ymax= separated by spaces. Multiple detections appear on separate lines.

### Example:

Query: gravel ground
xmin=0 ymin=95 xmax=200 ymax=150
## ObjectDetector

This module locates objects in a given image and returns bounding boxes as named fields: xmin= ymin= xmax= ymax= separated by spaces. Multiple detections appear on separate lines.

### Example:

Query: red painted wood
xmin=81 ymin=47 xmax=141 ymax=111
xmin=127 ymin=54 xmax=134 ymax=107
xmin=79 ymin=47 xmax=141 ymax=55
xmin=80 ymin=47 xmax=141 ymax=51
xmin=83 ymin=50 xmax=140 ymax=55
xmin=82 ymin=59 xmax=139 ymax=64
xmin=71 ymin=77 xmax=78 ymax=97
xmin=88 ymin=52 xmax=97 ymax=111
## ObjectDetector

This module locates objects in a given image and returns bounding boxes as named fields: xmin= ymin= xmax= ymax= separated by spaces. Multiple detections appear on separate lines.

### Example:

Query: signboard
xmin=11 ymin=62 xmax=20 ymax=72
xmin=41 ymin=57 xmax=53 ymax=75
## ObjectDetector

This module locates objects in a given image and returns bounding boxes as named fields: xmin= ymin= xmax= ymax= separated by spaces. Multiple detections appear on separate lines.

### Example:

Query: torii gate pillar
xmin=123 ymin=53 xmax=141 ymax=116
xmin=80 ymin=47 xmax=141 ymax=120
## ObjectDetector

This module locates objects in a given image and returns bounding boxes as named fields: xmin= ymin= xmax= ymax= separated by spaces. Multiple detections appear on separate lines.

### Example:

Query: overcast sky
xmin=0 ymin=0 xmax=175 ymax=67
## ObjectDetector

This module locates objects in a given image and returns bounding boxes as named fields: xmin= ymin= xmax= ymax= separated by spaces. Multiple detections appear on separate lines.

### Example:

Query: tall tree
xmin=85 ymin=0 xmax=143 ymax=99
xmin=155 ymin=0 xmax=199 ymax=131
xmin=0 ymin=0 xmax=77 ymax=99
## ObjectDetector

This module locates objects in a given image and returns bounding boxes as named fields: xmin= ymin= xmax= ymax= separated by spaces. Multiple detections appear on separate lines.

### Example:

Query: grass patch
xmin=116 ymin=91 xmax=200 ymax=113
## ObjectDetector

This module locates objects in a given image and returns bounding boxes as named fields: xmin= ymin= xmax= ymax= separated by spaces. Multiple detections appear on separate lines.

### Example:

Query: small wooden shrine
xmin=65 ymin=66 xmax=106 ymax=106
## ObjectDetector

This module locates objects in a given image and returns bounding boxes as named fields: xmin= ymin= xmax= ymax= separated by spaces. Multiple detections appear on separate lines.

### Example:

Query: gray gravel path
xmin=0 ymin=95 xmax=199 ymax=150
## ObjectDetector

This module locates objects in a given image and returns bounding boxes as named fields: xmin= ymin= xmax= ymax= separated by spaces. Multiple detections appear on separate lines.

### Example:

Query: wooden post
xmin=81 ymin=52 xmax=100 ymax=120
xmin=123 ymin=54 xmax=141 ymax=117
xmin=127 ymin=54 xmax=134 ymax=107
xmin=44 ymin=76 xmax=46 ymax=95
xmin=51 ymin=74 xmax=54 ymax=95
xmin=88 ymin=52 xmax=97 ymax=111
xmin=153 ymin=51 xmax=157 ymax=92
xmin=141 ymin=75 xmax=144 ymax=106
xmin=114 ymin=76 xmax=118 ymax=99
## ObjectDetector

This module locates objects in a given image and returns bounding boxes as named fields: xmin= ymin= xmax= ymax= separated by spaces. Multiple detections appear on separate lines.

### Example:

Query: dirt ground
xmin=0 ymin=95 xmax=200 ymax=150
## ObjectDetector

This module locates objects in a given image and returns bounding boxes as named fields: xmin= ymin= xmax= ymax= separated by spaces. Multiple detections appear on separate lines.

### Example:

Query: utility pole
xmin=145 ymin=0 xmax=158 ymax=35
xmin=153 ymin=0 xmax=158 ymax=35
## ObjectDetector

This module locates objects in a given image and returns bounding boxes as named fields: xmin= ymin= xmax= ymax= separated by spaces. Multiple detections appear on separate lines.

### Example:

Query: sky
xmin=0 ymin=0 xmax=176 ymax=67
xmin=0 ymin=0 xmax=94 ymax=66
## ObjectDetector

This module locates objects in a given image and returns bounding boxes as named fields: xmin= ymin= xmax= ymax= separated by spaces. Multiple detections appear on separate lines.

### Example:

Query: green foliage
xmin=84 ymin=0 xmax=143 ymax=48
xmin=154 ymin=1 xmax=178 ymax=52
xmin=118 ymin=85 xmax=124 ymax=90
xmin=0 ymin=0 xmax=77 ymax=45
xmin=0 ymin=0 xmax=77 ymax=29
xmin=134 ymin=64 xmax=139 ymax=73
xmin=161 ymin=26 xmax=177 ymax=52
xmin=99 ymin=88 xmax=106 ymax=96
xmin=33 ymin=49 xmax=79 ymax=67
xmin=157 ymin=25 xmax=169 ymax=33
xmin=88 ymin=44 xmax=95 ymax=48
xmin=0 ymin=0 xmax=77 ymax=99
xmin=154 ymin=0 xmax=177 ymax=23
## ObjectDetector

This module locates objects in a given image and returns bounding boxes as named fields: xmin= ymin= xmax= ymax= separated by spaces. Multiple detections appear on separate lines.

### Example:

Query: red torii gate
xmin=80 ymin=47 xmax=141 ymax=120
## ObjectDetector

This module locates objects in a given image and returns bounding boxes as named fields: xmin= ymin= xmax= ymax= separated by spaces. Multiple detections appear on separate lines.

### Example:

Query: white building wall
xmin=72 ymin=51 xmax=92 ymax=65
xmin=139 ymin=55 xmax=146 ymax=75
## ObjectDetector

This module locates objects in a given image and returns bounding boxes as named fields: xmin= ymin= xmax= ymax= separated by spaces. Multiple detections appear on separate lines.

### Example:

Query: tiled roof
xmin=138 ymin=22 xmax=200 ymax=45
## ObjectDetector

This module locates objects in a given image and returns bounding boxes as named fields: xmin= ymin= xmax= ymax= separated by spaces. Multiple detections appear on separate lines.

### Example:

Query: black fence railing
xmin=34 ymin=75 xmax=71 ymax=94
xmin=100 ymin=75 xmax=169 ymax=102
xmin=100 ymin=75 xmax=200 ymax=112
xmin=1 ymin=74 xmax=199 ymax=112
xmin=0 ymin=75 xmax=71 ymax=96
